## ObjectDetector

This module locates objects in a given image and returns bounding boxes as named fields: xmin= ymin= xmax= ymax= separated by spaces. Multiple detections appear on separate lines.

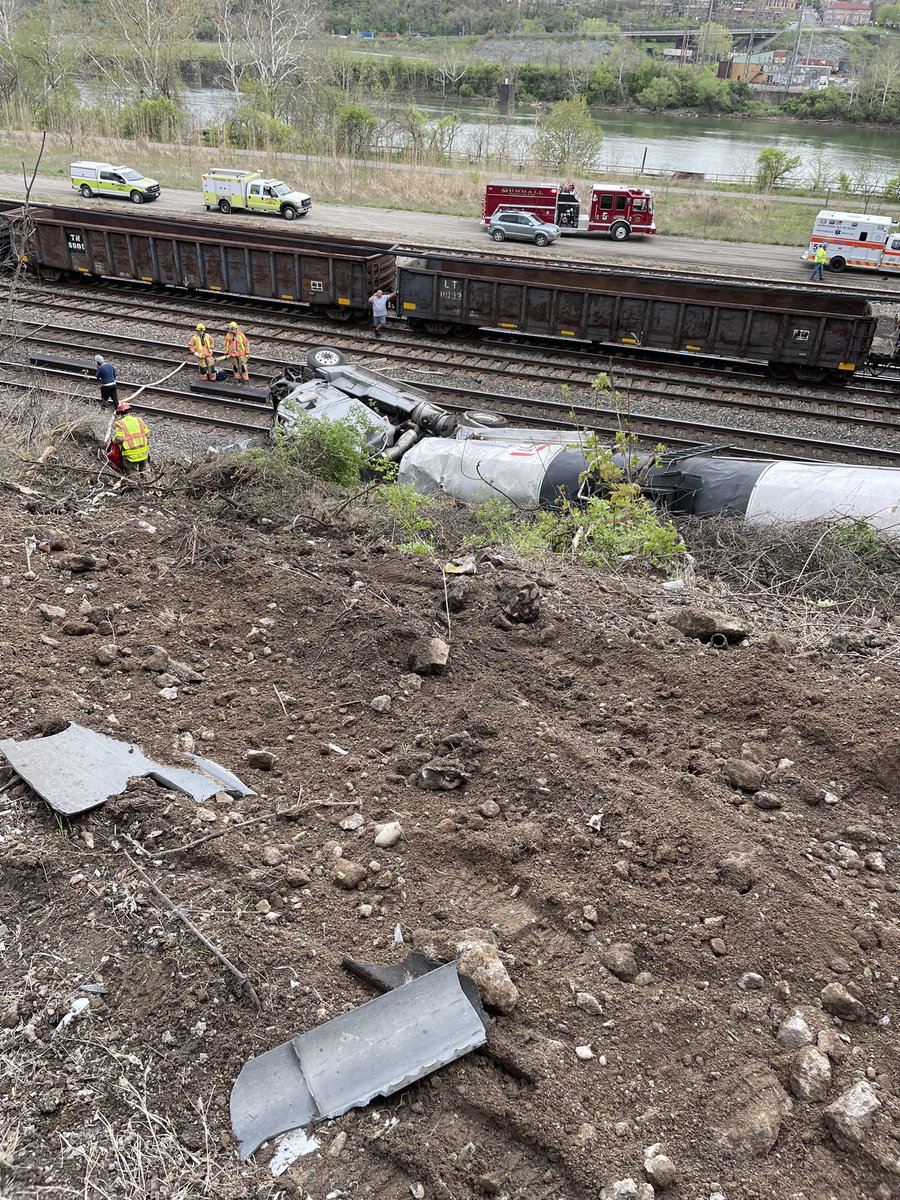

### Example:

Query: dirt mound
xmin=0 ymin=473 xmax=898 ymax=1200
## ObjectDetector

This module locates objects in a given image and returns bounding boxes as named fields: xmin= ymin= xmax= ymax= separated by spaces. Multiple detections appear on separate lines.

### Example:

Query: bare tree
xmin=0 ymin=0 xmax=20 ymax=46
xmin=217 ymin=0 xmax=322 ymax=120
xmin=435 ymin=47 xmax=469 ymax=97
xmin=93 ymin=0 xmax=202 ymax=98
xmin=13 ymin=0 xmax=78 ymax=108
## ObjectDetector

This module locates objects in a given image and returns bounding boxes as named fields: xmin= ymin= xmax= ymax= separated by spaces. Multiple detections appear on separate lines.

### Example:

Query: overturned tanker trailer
xmin=271 ymin=348 xmax=900 ymax=539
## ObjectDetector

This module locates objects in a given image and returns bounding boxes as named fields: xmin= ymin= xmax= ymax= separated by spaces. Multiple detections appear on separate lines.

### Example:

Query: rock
xmin=602 ymin=942 xmax=638 ymax=982
xmin=777 ymin=1012 xmax=815 ymax=1050
xmin=167 ymin=660 xmax=204 ymax=683
xmin=418 ymin=757 xmax=467 ymax=791
xmin=330 ymin=859 xmax=368 ymax=890
xmin=455 ymin=939 xmax=518 ymax=1013
xmin=340 ymin=813 xmax=365 ymax=832
xmin=158 ymin=687 xmax=178 ymax=701
xmin=583 ymin=905 xmax=598 ymax=924
xmin=54 ymin=552 xmax=96 ymax=573
xmin=575 ymin=1044 xmax=594 ymax=1060
xmin=60 ymin=620 xmax=94 ymax=637
xmin=761 ymin=632 xmax=795 ymax=654
xmin=370 ymin=694 xmax=392 ymax=713
xmin=95 ymin=644 xmax=117 ymax=666
xmin=445 ymin=576 xmax=472 ymax=613
xmin=374 ymin=821 xmax=403 ymax=848
xmin=710 ymin=938 xmax=727 ymax=956
xmin=141 ymin=648 xmax=170 ymax=672
xmin=816 ymin=1028 xmax=849 ymax=1062
xmin=155 ymin=672 xmax=180 ymax=688
xmin=667 ymin=606 xmax=749 ymax=644
xmin=789 ymin=1046 xmax=832 ymax=1101
xmin=41 ymin=635 xmax=60 ymax=648
xmin=328 ymin=1131 xmax=347 ymax=1157
xmin=723 ymin=759 xmax=767 ymax=792
xmin=245 ymin=750 xmax=276 ymax=772
xmin=600 ymin=1179 xmax=655 ymax=1200
xmin=410 ymin=1185 xmax=425 ymax=1200
xmin=644 ymin=1155 xmax=677 ymax=1189
xmin=824 ymin=1081 xmax=881 ymax=1149
xmin=576 ymin=992 xmax=603 ymax=1016
xmin=820 ymin=982 xmax=865 ymax=1020
xmin=503 ymin=581 xmax=541 ymax=624
xmin=479 ymin=800 xmax=500 ymax=819
xmin=864 ymin=851 xmax=886 ymax=874
xmin=752 ymin=790 xmax=782 ymax=810
xmin=738 ymin=972 xmax=764 ymax=991
xmin=407 ymin=636 xmax=449 ymax=676
xmin=38 ymin=603 xmax=66 ymax=621
xmin=261 ymin=846 xmax=283 ymax=867
xmin=709 ymin=1061 xmax=793 ymax=1156
xmin=716 ymin=850 xmax=757 ymax=892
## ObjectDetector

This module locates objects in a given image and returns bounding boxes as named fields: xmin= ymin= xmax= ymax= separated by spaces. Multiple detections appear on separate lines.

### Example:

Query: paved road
xmin=3 ymin=173 xmax=898 ymax=293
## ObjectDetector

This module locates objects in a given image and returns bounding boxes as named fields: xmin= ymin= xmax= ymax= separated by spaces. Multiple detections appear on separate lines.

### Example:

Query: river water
xmin=83 ymin=82 xmax=899 ymax=184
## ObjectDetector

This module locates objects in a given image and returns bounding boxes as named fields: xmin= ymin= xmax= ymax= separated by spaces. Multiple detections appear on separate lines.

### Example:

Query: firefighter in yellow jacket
xmin=112 ymin=401 xmax=150 ymax=479
xmin=188 ymin=323 xmax=216 ymax=380
xmin=223 ymin=321 xmax=250 ymax=382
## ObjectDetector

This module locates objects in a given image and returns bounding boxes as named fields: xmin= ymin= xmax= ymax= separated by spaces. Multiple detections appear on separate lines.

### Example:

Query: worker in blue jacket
xmin=94 ymin=354 xmax=118 ymax=405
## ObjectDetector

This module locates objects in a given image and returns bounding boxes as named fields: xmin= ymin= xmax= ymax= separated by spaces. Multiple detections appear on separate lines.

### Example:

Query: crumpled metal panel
xmin=186 ymin=753 xmax=256 ymax=798
xmin=0 ymin=722 xmax=254 ymax=815
xmin=229 ymin=962 xmax=487 ymax=1160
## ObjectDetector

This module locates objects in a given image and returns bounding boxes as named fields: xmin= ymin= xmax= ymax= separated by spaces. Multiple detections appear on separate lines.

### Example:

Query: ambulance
xmin=202 ymin=169 xmax=312 ymax=220
xmin=70 ymin=161 xmax=160 ymax=203
xmin=804 ymin=209 xmax=900 ymax=273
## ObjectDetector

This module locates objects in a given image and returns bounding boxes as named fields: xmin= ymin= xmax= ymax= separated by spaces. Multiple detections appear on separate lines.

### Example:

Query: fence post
xmin=640 ymin=146 xmax=648 ymax=175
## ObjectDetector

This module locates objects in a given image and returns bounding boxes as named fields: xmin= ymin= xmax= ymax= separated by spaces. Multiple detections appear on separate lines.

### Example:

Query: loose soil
xmin=0 ymin=455 xmax=898 ymax=1200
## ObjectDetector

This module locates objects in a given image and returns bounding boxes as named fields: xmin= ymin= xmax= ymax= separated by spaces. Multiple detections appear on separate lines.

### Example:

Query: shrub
xmin=376 ymin=481 xmax=436 ymax=554
xmin=273 ymin=410 xmax=371 ymax=487
xmin=120 ymin=98 xmax=183 ymax=142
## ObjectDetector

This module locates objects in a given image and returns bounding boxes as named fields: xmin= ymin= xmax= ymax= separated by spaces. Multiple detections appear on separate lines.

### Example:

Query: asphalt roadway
xmin=3 ymin=173 xmax=898 ymax=294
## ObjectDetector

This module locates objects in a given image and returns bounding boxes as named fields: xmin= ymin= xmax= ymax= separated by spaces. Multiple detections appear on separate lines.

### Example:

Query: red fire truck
xmin=482 ymin=181 xmax=656 ymax=239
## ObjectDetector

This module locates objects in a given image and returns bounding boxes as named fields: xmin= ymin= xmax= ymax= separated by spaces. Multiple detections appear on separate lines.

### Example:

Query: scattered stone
xmin=864 ymin=852 xmax=886 ymax=874
xmin=716 ymin=850 xmax=757 ymax=892
xmin=418 ymin=757 xmax=467 ymax=791
xmin=54 ymin=552 xmax=97 ymax=573
xmin=261 ymin=846 xmax=283 ymax=867
xmin=723 ymin=759 xmax=767 ymax=792
xmin=503 ymin=581 xmax=541 ymax=624
xmin=95 ymin=644 xmax=117 ymax=666
xmin=60 ymin=620 xmax=94 ymax=637
xmin=576 ymin=992 xmax=603 ymax=1016
xmin=340 ymin=813 xmax=365 ymax=832
xmin=38 ymin=603 xmax=66 ymax=621
xmin=156 ymin=672 xmax=180 ymax=688
xmin=370 ymin=694 xmax=392 ymax=713
xmin=752 ymin=790 xmax=782 ymax=810
xmin=789 ymin=1046 xmax=832 ymax=1101
xmin=444 ymin=576 xmax=472 ymax=613
xmin=667 ymin=606 xmax=749 ymax=644
xmin=167 ymin=660 xmax=204 ymax=683
xmin=479 ymin=800 xmax=500 ymax=819
xmin=328 ymin=1131 xmax=347 ymax=1157
xmin=602 ymin=942 xmax=638 ymax=983
xmin=245 ymin=750 xmax=276 ymax=772
xmin=455 ymin=939 xmax=518 ymax=1013
xmin=824 ymin=1081 xmax=881 ymax=1149
xmin=582 ymin=905 xmax=598 ymax=924
xmin=634 ymin=971 xmax=653 ymax=987
xmin=710 ymin=938 xmax=727 ymax=956
xmin=709 ymin=1061 xmax=793 ymax=1156
xmin=816 ymin=1028 xmax=849 ymax=1062
xmin=738 ymin=972 xmax=764 ymax=991
xmin=158 ymin=687 xmax=178 ymax=701
xmin=777 ymin=1012 xmax=815 ymax=1050
xmin=407 ymin=636 xmax=449 ymax=675
xmin=820 ymin=982 xmax=866 ymax=1021
xmin=410 ymin=1185 xmax=425 ymax=1200
xmin=330 ymin=859 xmax=368 ymax=890
xmin=599 ymin=1178 xmax=655 ymax=1200
xmin=575 ymin=1044 xmax=594 ymax=1060
xmin=761 ymin=632 xmax=795 ymax=655
xmin=644 ymin=1155 xmax=677 ymax=1190
xmin=40 ymin=634 xmax=60 ymax=648
xmin=374 ymin=821 xmax=403 ymax=848
xmin=141 ymin=647 xmax=170 ymax=672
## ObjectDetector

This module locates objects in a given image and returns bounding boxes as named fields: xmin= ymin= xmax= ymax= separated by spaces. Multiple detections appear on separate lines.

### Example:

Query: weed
xmin=377 ymin=481 xmax=437 ymax=554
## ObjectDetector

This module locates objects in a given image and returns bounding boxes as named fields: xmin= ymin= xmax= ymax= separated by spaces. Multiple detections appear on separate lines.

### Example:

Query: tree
xmin=875 ymin=2 xmax=900 ymax=25
xmin=435 ymin=47 xmax=469 ymax=96
xmin=696 ymin=21 xmax=733 ymax=66
xmin=93 ymin=0 xmax=202 ymax=99
xmin=638 ymin=76 xmax=678 ymax=111
xmin=11 ymin=0 xmax=78 ymax=111
xmin=217 ymin=0 xmax=322 ymax=120
xmin=754 ymin=147 xmax=801 ymax=191
xmin=335 ymin=102 xmax=377 ymax=156
xmin=533 ymin=95 xmax=603 ymax=174
xmin=884 ymin=174 xmax=900 ymax=201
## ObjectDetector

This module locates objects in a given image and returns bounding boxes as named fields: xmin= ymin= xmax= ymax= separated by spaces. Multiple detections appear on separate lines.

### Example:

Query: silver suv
xmin=488 ymin=210 xmax=561 ymax=247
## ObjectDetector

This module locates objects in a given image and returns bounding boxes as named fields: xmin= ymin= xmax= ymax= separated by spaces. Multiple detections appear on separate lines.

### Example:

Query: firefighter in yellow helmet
xmin=188 ymin=322 xmax=216 ymax=381
xmin=112 ymin=401 xmax=150 ymax=480
xmin=223 ymin=320 xmax=250 ymax=383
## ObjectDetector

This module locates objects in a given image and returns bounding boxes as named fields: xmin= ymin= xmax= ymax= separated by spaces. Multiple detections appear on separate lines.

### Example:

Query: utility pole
xmin=680 ymin=0 xmax=691 ymax=66
xmin=785 ymin=8 xmax=805 ymax=93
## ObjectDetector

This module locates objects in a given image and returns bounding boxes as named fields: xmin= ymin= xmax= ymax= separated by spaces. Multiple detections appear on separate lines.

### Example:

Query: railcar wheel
xmin=218 ymin=199 xmax=232 ymax=214
xmin=325 ymin=306 xmax=352 ymax=321
xmin=828 ymin=256 xmax=846 ymax=272
xmin=610 ymin=222 xmax=630 ymax=241
xmin=39 ymin=268 xmax=63 ymax=282
xmin=491 ymin=229 xmax=505 ymax=241
xmin=130 ymin=191 xmax=144 ymax=204
xmin=79 ymin=184 xmax=93 ymax=199
xmin=424 ymin=321 xmax=452 ymax=334
xmin=306 ymin=347 xmax=347 ymax=371
xmin=793 ymin=366 xmax=827 ymax=383
xmin=768 ymin=363 xmax=793 ymax=380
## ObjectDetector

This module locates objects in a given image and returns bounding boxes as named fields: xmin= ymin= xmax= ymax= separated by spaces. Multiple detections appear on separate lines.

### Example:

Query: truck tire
xmin=610 ymin=222 xmax=630 ymax=241
xmin=306 ymin=346 xmax=347 ymax=372
xmin=80 ymin=184 xmax=93 ymax=199
xmin=534 ymin=233 xmax=549 ymax=247
xmin=281 ymin=205 xmax=298 ymax=220
xmin=461 ymin=410 xmax=507 ymax=428
xmin=130 ymin=191 xmax=144 ymax=204
xmin=218 ymin=198 xmax=232 ymax=214
xmin=491 ymin=229 xmax=505 ymax=241
xmin=828 ymin=256 xmax=846 ymax=272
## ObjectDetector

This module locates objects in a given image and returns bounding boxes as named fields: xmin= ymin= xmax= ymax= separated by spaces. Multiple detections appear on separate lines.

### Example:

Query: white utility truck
xmin=202 ymin=169 xmax=312 ymax=220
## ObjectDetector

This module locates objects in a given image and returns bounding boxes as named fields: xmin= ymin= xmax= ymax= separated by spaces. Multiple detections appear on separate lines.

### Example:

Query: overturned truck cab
xmin=271 ymin=348 xmax=900 ymax=539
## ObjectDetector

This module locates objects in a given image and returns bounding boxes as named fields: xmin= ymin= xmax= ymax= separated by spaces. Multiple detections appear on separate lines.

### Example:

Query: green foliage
xmin=534 ymin=95 xmax=602 ymax=174
xmin=638 ymin=76 xmax=678 ymax=111
xmin=273 ymin=410 xmax=371 ymax=487
xmin=755 ymin=146 xmax=802 ymax=191
xmin=377 ymin=481 xmax=436 ymax=554
xmin=224 ymin=104 xmax=295 ymax=151
xmin=823 ymin=519 xmax=898 ymax=569
xmin=335 ymin=102 xmax=377 ymax=155
xmin=120 ymin=97 xmax=183 ymax=141
xmin=884 ymin=174 xmax=900 ymax=200
xmin=875 ymin=2 xmax=900 ymax=25
xmin=696 ymin=20 xmax=733 ymax=63
xmin=837 ymin=170 xmax=852 ymax=192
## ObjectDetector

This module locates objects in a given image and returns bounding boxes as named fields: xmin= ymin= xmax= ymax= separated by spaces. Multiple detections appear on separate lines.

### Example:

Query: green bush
xmin=273 ymin=410 xmax=372 ymax=487
xmin=120 ymin=98 xmax=183 ymax=142
xmin=377 ymin=481 xmax=436 ymax=554
xmin=224 ymin=105 xmax=295 ymax=151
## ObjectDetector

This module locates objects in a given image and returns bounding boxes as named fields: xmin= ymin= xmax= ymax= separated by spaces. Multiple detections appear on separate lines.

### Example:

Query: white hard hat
xmin=95 ymin=354 xmax=104 ymax=363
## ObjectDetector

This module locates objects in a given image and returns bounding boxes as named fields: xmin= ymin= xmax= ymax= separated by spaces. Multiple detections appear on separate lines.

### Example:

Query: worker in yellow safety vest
xmin=810 ymin=244 xmax=828 ymax=283
xmin=188 ymin=323 xmax=216 ymax=380
xmin=112 ymin=401 xmax=150 ymax=479
xmin=223 ymin=321 xmax=250 ymax=382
